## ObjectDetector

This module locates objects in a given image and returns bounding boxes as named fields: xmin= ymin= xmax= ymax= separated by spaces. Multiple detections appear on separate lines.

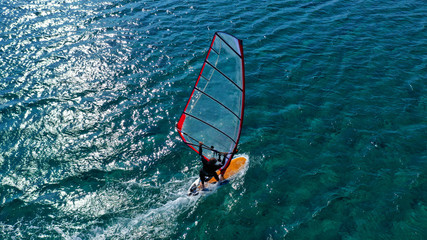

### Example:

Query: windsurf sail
xmin=177 ymin=32 xmax=245 ymax=167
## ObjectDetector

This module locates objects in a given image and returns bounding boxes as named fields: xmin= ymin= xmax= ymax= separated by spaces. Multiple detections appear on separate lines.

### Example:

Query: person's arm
xmin=220 ymin=152 xmax=227 ymax=164
xmin=199 ymin=142 xmax=208 ymax=165
xmin=198 ymin=142 xmax=203 ymax=156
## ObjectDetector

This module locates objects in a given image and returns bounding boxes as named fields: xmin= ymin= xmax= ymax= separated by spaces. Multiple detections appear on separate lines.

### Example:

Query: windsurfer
xmin=198 ymin=142 xmax=224 ymax=189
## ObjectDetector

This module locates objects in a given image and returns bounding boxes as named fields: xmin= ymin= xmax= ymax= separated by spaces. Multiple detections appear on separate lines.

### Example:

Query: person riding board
xmin=197 ymin=141 xmax=238 ymax=189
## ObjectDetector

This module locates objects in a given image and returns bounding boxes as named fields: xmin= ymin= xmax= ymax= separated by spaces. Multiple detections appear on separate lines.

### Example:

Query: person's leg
xmin=219 ymin=174 xmax=224 ymax=181
xmin=213 ymin=172 xmax=219 ymax=182
xmin=199 ymin=170 xmax=206 ymax=188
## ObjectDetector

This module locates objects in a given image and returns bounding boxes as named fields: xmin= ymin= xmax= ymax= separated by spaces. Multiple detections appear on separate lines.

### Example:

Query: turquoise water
xmin=1 ymin=0 xmax=426 ymax=239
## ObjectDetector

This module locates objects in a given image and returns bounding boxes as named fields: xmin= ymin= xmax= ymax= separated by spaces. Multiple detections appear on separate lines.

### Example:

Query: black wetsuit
xmin=199 ymin=144 xmax=222 ymax=186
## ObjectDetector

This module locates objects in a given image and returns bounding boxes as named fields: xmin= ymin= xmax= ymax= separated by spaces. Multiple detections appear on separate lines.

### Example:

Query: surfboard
xmin=188 ymin=156 xmax=247 ymax=196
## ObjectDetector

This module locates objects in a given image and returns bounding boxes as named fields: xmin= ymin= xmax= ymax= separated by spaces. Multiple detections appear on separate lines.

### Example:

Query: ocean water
xmin=0 ymin=0 xmax=426 ymax=239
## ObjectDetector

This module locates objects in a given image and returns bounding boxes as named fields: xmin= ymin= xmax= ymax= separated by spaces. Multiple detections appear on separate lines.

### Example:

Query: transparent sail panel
xmin=177 ymin=32 xmax=244 ymax=160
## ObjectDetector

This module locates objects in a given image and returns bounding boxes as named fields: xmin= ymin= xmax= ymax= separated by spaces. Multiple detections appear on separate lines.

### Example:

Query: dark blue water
xmin=1 ymin=0 xmax=426 ymax=239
